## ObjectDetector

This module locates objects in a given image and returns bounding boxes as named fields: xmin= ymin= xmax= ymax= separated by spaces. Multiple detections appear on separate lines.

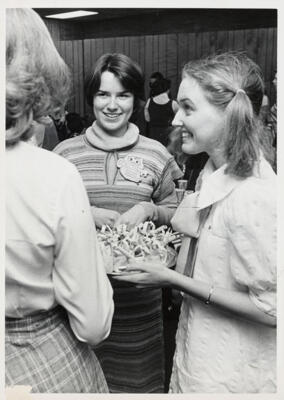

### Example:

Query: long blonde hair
xmin=6 ymin=8 xmax=71 ymax=145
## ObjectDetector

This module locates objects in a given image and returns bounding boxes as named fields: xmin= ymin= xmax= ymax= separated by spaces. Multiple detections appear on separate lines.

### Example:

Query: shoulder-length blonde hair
xmin=183 ymin=52 xmax=266 ymax=177
xmin=6 ymin=8 xmax=71 ymax=145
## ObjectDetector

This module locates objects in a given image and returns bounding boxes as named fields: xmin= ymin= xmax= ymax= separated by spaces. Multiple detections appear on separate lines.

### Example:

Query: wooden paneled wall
xmin=45 ymin=20 xmax=277 ymax=117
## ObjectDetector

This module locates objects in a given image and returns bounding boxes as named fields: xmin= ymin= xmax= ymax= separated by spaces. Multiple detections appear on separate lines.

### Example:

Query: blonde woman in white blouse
xmin=115 ymin=53 xmax=276 ymax=393
xmin=5 ymin=8 xmax=113 ymax=393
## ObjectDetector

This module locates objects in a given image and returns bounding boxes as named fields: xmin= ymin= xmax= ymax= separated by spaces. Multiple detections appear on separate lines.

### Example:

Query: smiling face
xmin=173 ymin=76 xmax=226 ymax=166
xmin=93 ymin=71 xmax=134 ymax=137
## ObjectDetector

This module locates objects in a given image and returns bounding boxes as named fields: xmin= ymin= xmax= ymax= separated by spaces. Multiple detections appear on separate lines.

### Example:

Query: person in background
xmin=54 ymin=53 xmax=183 ymax=393
xmin=27 ymin=121 xmax=46 ymax=147
xmin=41 ymin=115 xmax=60 ymax=150
xmin=65 ymin=112 xmax=85 ymax=137
xmin=115 ymin=52 xmax=276 ymax=393
xmin=267 ymin=71 xmax=277 ymax=149
xmin=5 ymin=8 xmax=113 ymax=393
xmin=145 ymin=71 xmax=165 ymax=137
xmin=28 ymin=117 xmax=59 ymax=150
xmin=50 ymin=106 xmax=70 ymax=142
xmin=259 ymin=90 xmax=270 ymax=124
xmin=129 ymin=97 xmax=147 ymax=136
xmin=145 ymin=78 xmax=179 ymax=146
xmin=167 ymin=126 xmax=208 ymax=190
xmin=149 ymin=71 xmax=165 ymax=97
xmin=259 ymin=72 xmax=277 ymax=172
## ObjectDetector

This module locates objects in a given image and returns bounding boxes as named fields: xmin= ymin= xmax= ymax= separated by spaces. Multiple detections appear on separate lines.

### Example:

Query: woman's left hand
xmin=115 ymin=204 xmax=150 ymax=229
xmin=112 ymin=261 xmax=173 ymax=288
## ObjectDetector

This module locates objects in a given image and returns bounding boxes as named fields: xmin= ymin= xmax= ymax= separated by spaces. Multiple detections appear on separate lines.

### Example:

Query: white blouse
xmin=6 ymin=141 xmax=114 ymax=346
xmin=170 ymin=157 xmax=276 ymax=392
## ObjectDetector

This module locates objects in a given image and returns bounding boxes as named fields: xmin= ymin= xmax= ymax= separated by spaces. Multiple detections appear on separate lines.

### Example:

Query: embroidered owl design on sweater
xmin=117 ymin=155 xmax=148 ymax=183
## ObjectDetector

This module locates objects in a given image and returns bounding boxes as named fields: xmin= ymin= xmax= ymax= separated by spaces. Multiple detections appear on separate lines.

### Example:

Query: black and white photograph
xmin=2 ymin=1 xmax=283 ymax=399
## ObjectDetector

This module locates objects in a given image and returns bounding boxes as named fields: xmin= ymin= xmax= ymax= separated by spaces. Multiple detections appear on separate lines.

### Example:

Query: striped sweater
xmin=54 ymin=123 xmax=183 ymax=226
xmin=54 ymin=122 xmax=183 ymax=393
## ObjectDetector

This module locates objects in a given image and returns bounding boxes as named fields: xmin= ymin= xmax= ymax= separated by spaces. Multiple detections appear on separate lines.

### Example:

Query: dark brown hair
xmin=85 ymin=53 xmax=145 ymax=116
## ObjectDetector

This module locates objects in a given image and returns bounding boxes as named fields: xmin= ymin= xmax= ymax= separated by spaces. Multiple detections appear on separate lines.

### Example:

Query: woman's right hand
xmin=112 ymin=261 xmax=174 ymax=289
xmin=91 ymin=207 xmax=120 ymax=228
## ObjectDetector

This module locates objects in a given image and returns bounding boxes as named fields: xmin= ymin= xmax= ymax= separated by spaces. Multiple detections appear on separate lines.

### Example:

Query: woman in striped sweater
xmin=54 ymin=53 xmax=183 ymax=393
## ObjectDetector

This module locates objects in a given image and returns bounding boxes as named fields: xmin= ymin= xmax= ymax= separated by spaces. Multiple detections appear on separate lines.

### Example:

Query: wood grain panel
xmin=158 ymin=34 xmax=167 ymax=77
xmin=177 ymin=33 xmax=188 ymax=82
xmin=256 ymin=28 xmax=268 ymax=68
xmin=233 ymin=29 xmax=246 ymax=52
xmin=228 ymin=30 xmax=235 ymax=50
xmin=195 ymin=32 xmax=202 ymax=59
xmin=44 ymin=19 xmax=60 ymax=48
xmin=257 ymin=28 xmax=268 ymax=96
xmin=46 ymin=25 xmax=277 ymax=116
xmin=93 ymin=38 xmax=104 ymax=62
xmin=137 ymin=36 xmax=146 ymax=74
xmin=187 ymin=32 xmax=196 ymax=63
xmin=84 ymin=39 xmax=92 ymax=78
xmin=73 ymin=40 xmax=84 ymax=115
xmin=265 ymin=28 xmax=276 ymax=102
xmin=67 ymin=41 xmax=76 ymax=112
xmin=216 ymin=30 xmax=229 ymax=53
xmin=209 ymin=31 xmax=218 ymax=55
xmin=244 ymin=29 xmax=258 ymax=60
xmin=129 ymin=36 xmax=140 ymax=65
xmin=72 ymin=40 xmax=80 ymax=113
xmin=201 ymin=31 xmax=211 ymax=57
xmin=103 ymin=37 xmax=116 ymax=54
xmin=115 ymin=37 xmax=125 ymax=54
xmin=123 ymin=37 xmax=130 ymax=55
xmin=271 ymin=27 xmax=277 ymax=104
xmin=166 ymin=34 xmax=178 ymax=97
xmin=144 ymin=35 xmax=154 ymax=96
xmin=265 ymin=28 xmax=275 ymax=78
xmin=152 ymin=35 xmax=160 ymax=73
xmin=58 ymin=40 xmax=74 ymax=111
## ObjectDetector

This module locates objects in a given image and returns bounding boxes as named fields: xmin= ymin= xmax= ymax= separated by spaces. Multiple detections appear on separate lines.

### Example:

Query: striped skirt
xmin=5 ymin=306 xmax=108 ymax=393
xmin=95 ymin=281 xmax=165 ymax=393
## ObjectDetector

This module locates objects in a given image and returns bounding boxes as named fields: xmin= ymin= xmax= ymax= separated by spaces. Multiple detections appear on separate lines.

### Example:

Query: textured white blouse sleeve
xmin=226 ymin=179 xmax=276 ymax=318
xmin=53 ymin=164 xmax=114 ymax=345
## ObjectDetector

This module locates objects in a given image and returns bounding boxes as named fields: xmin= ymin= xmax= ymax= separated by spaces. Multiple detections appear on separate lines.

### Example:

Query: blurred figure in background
xmin=28 ymin=117 xmax=59 ymax=150
xmin=259 ymin=90 xmax=270 ymax=124
xmin=129 ymin=97 xmax=147 ymax=136
xmin=27 ymin=121 xmax=46 ymax=147
xmin=259 ymin=72 xmax=277 ymax=172
xmin=83 ymin=112 xmax=96 ymax=129
xmin=65 ymin=112 xmax=85 ymax=137
xmin=6 ymin=8 xmax=113 ymax=393
xmin=145 ymin=77 xmax=179 ymax=146
xmin=50 ymin=106 xmax=70 ymax=142
xmin=267 ymin=71 xmax=277 ymax=149
xmin=149 ymin=71 xmax=165 ymax=97
xmin=167 ymin=126 xmax=208 ymax=191
xmin=41 ymin=115 xmax=60 ymax=150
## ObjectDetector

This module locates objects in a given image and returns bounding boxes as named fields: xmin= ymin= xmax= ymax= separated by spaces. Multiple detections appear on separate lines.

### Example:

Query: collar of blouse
xmin=195 ymin=155 xmax=272 ymax=210
xmin=171 ymin=157 xmax=269 ymax=238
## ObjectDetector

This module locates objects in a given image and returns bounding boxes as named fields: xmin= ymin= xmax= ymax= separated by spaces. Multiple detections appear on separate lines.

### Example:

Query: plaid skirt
xmin=5 ymin=306 xmax=108 ymax=393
